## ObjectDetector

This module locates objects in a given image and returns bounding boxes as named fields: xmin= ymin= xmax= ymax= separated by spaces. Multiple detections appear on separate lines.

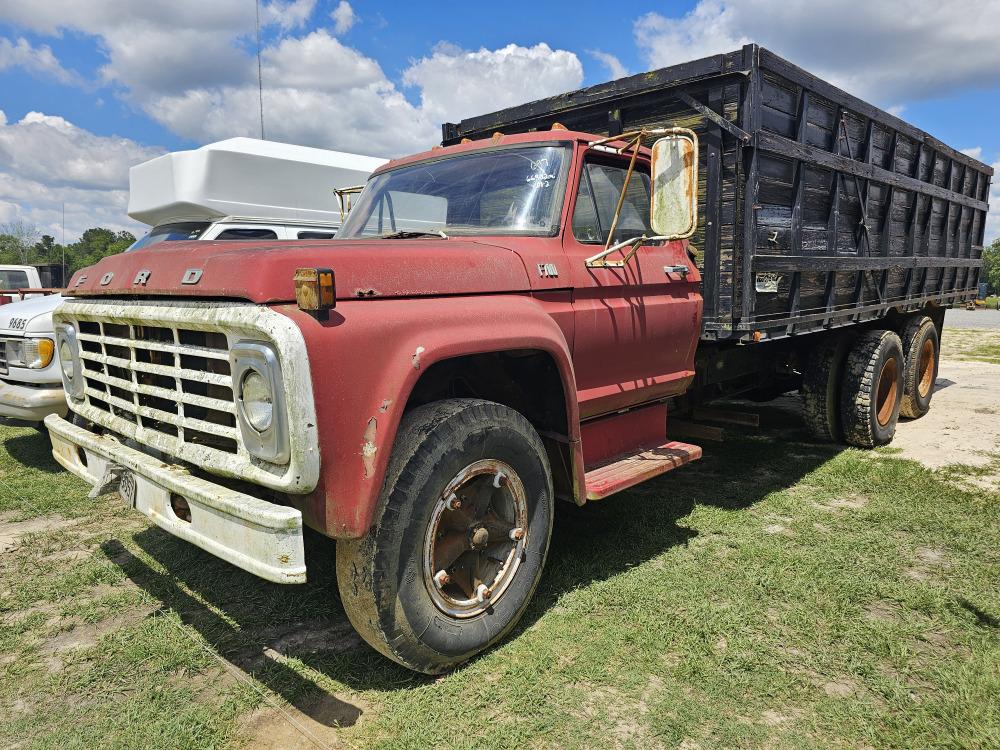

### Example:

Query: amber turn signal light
xmin=294 ymin=267 xmax=335 ymax=318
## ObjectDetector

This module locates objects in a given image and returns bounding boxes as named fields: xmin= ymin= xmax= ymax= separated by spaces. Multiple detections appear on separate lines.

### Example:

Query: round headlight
xmin=240 ymin=369 xmax=273 ymax=432
xmin=59 ymin=339 xmax=74 ymax=380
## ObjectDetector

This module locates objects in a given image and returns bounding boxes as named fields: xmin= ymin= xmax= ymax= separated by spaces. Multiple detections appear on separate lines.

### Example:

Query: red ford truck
xmin=45 ymin=45 xmax=990 ymax=673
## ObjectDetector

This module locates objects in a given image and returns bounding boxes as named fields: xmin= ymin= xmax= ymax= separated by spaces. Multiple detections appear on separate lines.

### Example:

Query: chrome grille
xmin=0 ymin=339 xmax=6 ymax=375
xmin=55 ymin=299 xmax=320 ymax=494
xmin=75 ymin=319 xmax=240 ymax=455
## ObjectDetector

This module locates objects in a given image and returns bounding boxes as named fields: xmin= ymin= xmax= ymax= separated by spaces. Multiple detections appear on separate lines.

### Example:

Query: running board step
xmin=584 ymin=441 xmax=702 ymax=501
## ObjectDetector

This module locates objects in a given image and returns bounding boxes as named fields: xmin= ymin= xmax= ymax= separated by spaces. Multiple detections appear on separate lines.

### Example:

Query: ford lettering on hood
xmin=65 ymin=239 xmax=534 ymax=303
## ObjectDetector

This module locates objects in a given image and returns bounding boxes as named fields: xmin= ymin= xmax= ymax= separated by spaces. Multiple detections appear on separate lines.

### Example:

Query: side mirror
xmin=650 ymin=130 xmax=698 ymax=239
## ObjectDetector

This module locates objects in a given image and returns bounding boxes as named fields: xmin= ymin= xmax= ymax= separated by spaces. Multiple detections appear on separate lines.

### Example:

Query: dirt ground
xmin=890 ymin=356 xmax=1000 ymax=489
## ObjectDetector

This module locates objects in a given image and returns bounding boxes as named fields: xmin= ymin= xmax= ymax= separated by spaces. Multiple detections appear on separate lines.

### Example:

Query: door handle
xmin=663 ymin=264 xmax=689 ymax=277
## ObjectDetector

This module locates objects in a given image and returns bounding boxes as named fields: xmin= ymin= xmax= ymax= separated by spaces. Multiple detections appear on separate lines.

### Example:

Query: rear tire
xmin=801 ymin=335 xmax=851 ymax=442
xmin=336 ymin=398 xmax=553 ymax=674
xmin=840 ymin=330 xmax=905 ymax=448
xmin=899 ymin=316 xmax=939 ymax=419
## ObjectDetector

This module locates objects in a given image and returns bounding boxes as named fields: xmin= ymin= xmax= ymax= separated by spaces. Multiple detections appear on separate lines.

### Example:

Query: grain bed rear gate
xmin=443 ymin=44 xmax=992 ymax=342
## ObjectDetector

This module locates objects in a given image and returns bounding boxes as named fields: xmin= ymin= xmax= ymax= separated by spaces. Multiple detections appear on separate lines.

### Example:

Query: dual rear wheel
xmin=803 ymin=315 xmax=939 ymax=448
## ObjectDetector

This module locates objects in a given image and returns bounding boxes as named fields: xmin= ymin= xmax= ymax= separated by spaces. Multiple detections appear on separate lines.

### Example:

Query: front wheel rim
xmin=876 ymin=356 xmax=900 ymax=426
xmin=423 ymin=459 xmax=529 ymax=619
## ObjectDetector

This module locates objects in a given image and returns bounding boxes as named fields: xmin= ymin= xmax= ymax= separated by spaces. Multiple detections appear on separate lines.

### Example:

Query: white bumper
xmin=45 ymin=413 xmax=306 ymax=584
xmin=0 ymin=378 xmax=67 ymax=422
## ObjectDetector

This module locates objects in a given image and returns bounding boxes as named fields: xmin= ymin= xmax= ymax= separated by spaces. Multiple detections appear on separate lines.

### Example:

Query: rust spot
xmin=361 ymin=417 xmax=377 ymax=479
xmin=278 ymin=554 xmax=290 ymax=564
xmin=355 ymin=288 xmax=378 ymax=298
xmin=412 ymin=346 xmax=425 ymax=369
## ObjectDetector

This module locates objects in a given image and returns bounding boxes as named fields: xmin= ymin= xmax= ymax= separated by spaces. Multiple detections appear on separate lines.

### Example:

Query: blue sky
xmin=0 ymin=0 xmax=997 ymax=241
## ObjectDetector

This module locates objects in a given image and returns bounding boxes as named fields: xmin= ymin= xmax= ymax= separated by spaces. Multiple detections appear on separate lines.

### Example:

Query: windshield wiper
xmin=378 ymin=229 xmax=449 ymax=239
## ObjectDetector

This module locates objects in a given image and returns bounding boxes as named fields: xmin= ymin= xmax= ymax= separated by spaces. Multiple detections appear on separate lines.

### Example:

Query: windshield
xmin=337 ymin=145 xmax=571 ymax=239
xmin=128 ymin=221 xmax=210 ymax=251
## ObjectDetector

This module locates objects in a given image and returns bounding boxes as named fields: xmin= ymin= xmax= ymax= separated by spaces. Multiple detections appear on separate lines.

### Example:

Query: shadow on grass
xmin=1 ymin=428 xmax=60 ymax=473
xmin=101 ymin=396 xmax=843 ymax=728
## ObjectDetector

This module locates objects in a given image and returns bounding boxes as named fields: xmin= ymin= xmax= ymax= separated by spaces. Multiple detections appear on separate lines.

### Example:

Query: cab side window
xmin=572 ymin=160 xmax=652 ymax=245
xmin=0 ymin=270 xmax=29 ymax=288
xmin=214 ymin=228 xmax=278 ymax=240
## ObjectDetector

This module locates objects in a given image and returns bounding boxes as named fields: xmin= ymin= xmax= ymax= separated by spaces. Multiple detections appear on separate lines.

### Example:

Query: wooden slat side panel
xmin=745 ymin=53 xmax=990 ymax=332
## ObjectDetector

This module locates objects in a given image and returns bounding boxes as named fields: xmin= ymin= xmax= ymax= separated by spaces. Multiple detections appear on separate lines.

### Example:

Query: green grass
xmin=943 ymin=327 xmax=1000 ymax=365
xmin=2 ymin=404 xmax=999 ymax=750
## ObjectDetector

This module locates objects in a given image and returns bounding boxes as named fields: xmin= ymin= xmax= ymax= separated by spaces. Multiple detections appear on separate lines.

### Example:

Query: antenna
xmin=255 ymin=0 xmax=265 ymax=140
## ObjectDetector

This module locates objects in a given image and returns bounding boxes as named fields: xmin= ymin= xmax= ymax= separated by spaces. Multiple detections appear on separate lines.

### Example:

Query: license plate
xmin=119 ymin=471 xmax=137 ymax=509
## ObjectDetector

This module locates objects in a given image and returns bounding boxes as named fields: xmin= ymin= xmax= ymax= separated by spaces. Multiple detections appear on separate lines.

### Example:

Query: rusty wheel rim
xmin=423 ymin=459 xmax=528 ymax=619
xmin=876 ymin=356 xmax=900 ymax=426
xmin=917 ymin=338 xmax=936 ymax=398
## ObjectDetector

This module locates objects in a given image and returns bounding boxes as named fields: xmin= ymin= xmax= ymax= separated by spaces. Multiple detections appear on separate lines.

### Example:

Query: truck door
xmin=565 ymin=154 xmax=701 ymax=420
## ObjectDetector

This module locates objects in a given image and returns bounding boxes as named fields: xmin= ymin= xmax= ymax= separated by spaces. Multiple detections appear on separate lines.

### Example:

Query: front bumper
xmin=44 ymin=414 xmax=306 ymax=584
xmin=0 ymin=379 xmax=67 ymax=422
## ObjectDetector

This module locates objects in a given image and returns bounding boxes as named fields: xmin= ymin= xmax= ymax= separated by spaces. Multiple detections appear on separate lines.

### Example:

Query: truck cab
xmin=44 ymin=127 xmax=702 ymax=673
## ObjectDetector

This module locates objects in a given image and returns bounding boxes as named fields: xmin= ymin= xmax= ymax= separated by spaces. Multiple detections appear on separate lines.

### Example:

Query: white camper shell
xmin=128 ymin=137 xmax=386 ymax=231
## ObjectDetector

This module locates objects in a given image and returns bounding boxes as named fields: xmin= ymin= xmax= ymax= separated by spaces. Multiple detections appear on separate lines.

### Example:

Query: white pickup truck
xmin=0 ymin=137 xmax=385 ymax=425
xmin=0 ymin=290 xmax=67 ymax=422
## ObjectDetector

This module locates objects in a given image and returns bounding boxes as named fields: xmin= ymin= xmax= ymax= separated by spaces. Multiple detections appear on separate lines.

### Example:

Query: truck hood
xmin=65 ymin=239 xmax=532 ymax=303
xmin=0 ymin=293 xmax=63 ymax=335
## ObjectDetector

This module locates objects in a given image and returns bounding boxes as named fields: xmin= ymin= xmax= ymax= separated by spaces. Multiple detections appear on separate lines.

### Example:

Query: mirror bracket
xmin=585 ymin=234 xmax=670 ymax=268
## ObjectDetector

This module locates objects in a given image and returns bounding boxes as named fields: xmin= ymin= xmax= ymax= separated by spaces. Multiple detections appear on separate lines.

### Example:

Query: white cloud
xmin=262 ymin=0 xmax=317 ymax=30
xmin=403 ymin=42 xmax=583 ymax=124
xmin=961 ymin=146 xmax=983 ymax=160
xmin=330 ymin=1 xmax=356 ymax=35
xmin=0 ymin=36 xmax=80 ymax=85
xmin=589 ymin=50 xmax=629 ymax=80
xmin=635 ymin=0 xmax=1000 ymax=106
xmin=262 ymin=29 xmax=383 ymax=92
xmin=124 ymin=38 xmax=582 ymax=158
xmin=0 ymin=110 xmax=161 ymax=239
xmin=0 ymin=0 xmax=307 ymax=100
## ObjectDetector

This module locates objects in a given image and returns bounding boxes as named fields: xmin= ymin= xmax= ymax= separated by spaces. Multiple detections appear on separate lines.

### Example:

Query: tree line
xmin=985 ymin=238 xmax=1000 ymax=295
xmin=0 ymin=220 xmax=137 ymax=278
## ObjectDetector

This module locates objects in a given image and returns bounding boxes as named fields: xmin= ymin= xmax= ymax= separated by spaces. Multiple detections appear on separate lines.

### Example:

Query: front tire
xmin=336 ymin=398 xmax=553 ymax=674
